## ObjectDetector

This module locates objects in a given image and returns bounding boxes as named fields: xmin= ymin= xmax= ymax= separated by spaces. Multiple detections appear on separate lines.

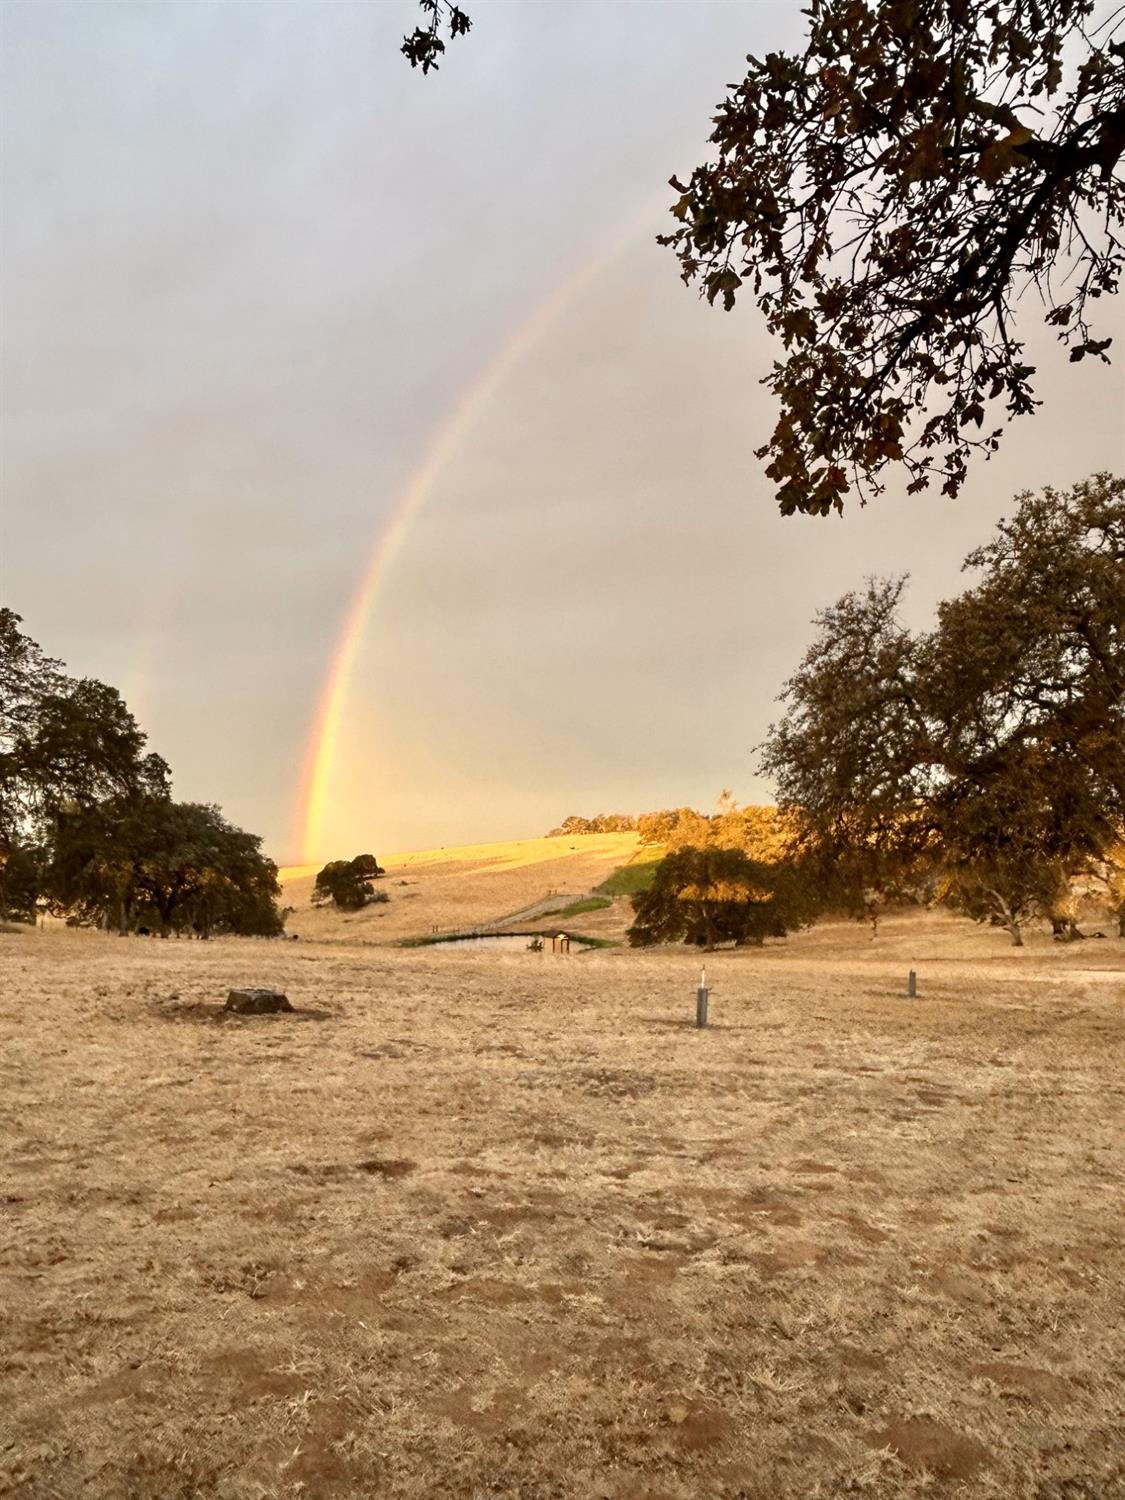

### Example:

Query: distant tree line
xmin=635 ymin=799 xmax=788 ymax=859
xmin=546 ymin=813 xmax=638 ymax=836
xmin=0 ymin=609 xmax=283 ymax=936
xmin=547 ymin=801 xmax=787 ymax=852
xmin=548 ymin=801 xmax=812 ymax=948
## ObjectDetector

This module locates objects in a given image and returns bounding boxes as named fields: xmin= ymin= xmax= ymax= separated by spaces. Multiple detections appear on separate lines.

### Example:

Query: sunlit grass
xmin=595 ymin=844 xmax=665 ymax=897
xmin=546 ymin=895 xmax=613 ymax=919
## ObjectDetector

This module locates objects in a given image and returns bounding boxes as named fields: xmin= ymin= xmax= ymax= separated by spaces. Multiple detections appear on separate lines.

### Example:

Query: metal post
xmin=907 ymin=969 xmax=917 ymax=999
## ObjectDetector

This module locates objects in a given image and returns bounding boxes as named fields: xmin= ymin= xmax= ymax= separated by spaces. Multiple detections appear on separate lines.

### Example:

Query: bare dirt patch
xmin=870 ymin=1414 xmax=992 ymax=1480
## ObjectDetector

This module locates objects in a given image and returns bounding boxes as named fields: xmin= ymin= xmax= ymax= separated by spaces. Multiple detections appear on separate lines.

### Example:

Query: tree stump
xmin=225 ymin=987 xmax=293 ymax=1015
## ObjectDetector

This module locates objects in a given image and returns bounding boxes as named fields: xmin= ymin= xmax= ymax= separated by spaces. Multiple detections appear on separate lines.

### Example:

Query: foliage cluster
xmin=401 ymin=0 xmax=471 ymax=74
xmin=548 ymin=803 xmax=794 ymax=942
xmin=636 ymin=799 xmax=790 ymax=861
xmin=0 ymin=609 xmax=283 ymax=936
xmin=546 ymin=802 xmax=789 ymax=857
xmin=662 ymin=0 xmax=1125 ymax=513
xmin=312 ymin=854 xmax=387 ymax=912
xmin=628 ymin=845 xmax=814 ymax=950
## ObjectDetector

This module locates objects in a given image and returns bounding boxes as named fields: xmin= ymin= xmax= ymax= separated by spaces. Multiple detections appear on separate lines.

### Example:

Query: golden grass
xmin=2 ymin=911 xmax=1123 ymax=1498
xmin=279 ymin=833 xmax=643 ymax=943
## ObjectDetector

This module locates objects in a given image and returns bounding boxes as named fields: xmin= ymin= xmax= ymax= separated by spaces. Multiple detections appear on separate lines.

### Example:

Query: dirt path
xmin=478 ymin=891 xmax=588 ymax=929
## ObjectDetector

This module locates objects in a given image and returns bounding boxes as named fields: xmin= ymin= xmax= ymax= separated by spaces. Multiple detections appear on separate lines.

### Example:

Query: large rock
xmin=225 ymin=987 xmax=293 ymax=1015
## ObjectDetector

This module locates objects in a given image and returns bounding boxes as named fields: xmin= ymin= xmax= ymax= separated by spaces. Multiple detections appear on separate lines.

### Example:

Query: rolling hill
xmin=279 ymin=832 xmax=659 ymax=944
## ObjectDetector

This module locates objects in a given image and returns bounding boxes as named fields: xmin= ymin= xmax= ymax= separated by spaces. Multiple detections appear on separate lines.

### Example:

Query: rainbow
xmin=293 ymin=203 xmax=660 ymax=863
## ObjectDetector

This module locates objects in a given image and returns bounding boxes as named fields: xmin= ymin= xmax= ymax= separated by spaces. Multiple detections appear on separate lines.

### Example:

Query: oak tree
xmin=761 ymin=474 xmax=1125 ymax=942
xmin=49 ymin=796 xmax=283 ymax=937
xmin=628 ymin=845 xmax=805 ymax=949
xmin=0 ymin=611 xmax=283 ymax=937
xmin=313 ymin=854 xmax=388 ymax=911
xmin=759 ymin=575 xmax=937 ymax=923
xmin=922 ymin=472 xmax=1125 ymax=936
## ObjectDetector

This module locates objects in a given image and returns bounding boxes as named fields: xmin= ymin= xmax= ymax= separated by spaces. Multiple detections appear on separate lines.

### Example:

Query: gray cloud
xmin=3 ymin=1 xmax=1123 ymax=859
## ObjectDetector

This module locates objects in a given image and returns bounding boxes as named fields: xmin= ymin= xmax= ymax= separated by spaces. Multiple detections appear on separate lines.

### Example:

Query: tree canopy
xmin=407 ymin=0 xmax=1124 ymax=515
xmin=758 ymin=575 xmax=934 ymax=913
xmin=312 ymin=854 xmax=387 ymax=912
xmin=49 ymin=795 xmax=283 ymax=938
xmin=0 ymin=608 xmax=169 ymax=850
xmin=662 ymin=0 xmax=1125 ymax=514
xmin=628 ymin=844 xmax=806 ymax=950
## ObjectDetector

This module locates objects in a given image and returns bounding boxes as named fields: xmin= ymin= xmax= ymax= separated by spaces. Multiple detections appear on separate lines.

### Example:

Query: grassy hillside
xmin=280 ymin=833 xmax=644 ymax=943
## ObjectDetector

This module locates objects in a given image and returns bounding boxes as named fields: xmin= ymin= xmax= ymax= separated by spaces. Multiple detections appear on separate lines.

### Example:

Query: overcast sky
xmin=3 ymin=0 xmax=1123 ymax=863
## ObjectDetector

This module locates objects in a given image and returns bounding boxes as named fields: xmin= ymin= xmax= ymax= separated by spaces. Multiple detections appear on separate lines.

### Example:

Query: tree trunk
xmin=152 ymin=886 xmax=176 ymax=938
xmin=863 ymin=893 xmax=880 ymax=938
xmin=989 ymin=889 xmax=1023 ymax=946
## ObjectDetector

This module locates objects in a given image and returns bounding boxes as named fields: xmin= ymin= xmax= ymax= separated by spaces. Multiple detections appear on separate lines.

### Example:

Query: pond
xmin=427 ymin=933 xmax=594 ymax=953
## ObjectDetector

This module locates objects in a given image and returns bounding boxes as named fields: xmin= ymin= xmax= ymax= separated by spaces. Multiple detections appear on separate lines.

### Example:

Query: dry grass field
xmin=2 ymin=910 xmax=1123 ymax=1499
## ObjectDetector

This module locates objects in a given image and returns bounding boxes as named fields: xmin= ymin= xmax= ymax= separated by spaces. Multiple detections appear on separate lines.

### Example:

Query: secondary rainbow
xmin=293 ymin=205 xmax=659 ymax=863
